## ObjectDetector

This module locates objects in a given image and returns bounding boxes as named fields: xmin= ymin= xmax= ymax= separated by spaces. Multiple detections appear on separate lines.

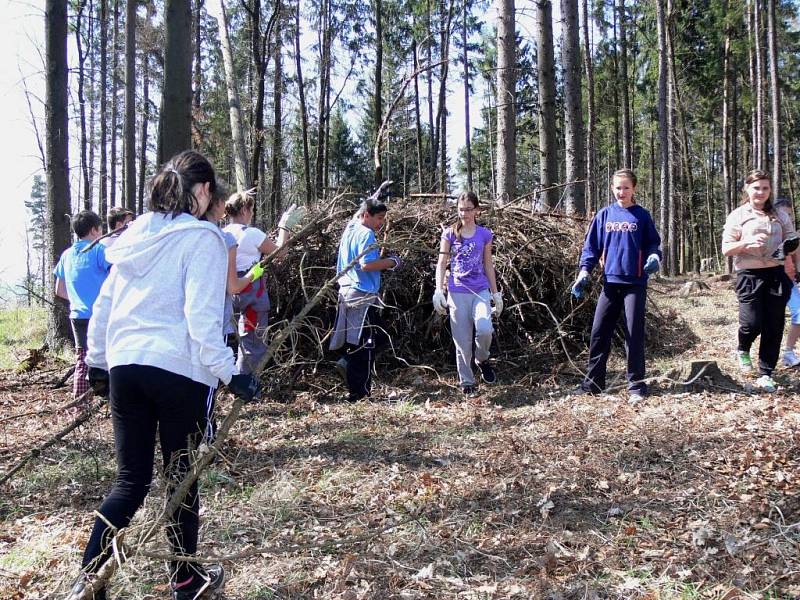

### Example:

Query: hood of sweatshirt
xmin=105 ymin=212 xmax=225 ymax=277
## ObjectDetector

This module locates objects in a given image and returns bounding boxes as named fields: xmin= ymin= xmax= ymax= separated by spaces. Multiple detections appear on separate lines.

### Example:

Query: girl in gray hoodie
xmin=71 ymin=151 xmax=260 ymax=600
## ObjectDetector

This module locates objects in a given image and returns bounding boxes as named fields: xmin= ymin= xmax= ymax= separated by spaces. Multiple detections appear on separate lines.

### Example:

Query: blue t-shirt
xmin=579 ymin=203 xmax=662 ymax=286
xmin=336 ymin=220 xmax=381 ymax=294
xmin=53 ymin=239 xmax=112 ymax=319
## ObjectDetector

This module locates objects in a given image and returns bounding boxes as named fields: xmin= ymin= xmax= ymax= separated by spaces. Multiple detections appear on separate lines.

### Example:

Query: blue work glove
xmin=87 ymin=367 xmax=109 ymax=398
xmin=570 ymin=270 xmax=590 ymax=299
xmin=643 ymin=254 xmax=661 ymax=275
xmin=227 ymin=373 xmax=262 ymax=403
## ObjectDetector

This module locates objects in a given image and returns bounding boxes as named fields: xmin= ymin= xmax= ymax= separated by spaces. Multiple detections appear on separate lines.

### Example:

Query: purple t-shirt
xmin=443 ymin=225 xmax=493 ymax=293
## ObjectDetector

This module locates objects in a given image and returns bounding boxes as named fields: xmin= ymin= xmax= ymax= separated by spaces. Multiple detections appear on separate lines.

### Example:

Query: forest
xmin=2 ymin=0 xmax=798 ymax=598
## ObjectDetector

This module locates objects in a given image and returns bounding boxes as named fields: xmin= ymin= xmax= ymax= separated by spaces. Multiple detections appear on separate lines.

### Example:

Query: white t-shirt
xmin=223 ymin=224 xmax=268 ymax=271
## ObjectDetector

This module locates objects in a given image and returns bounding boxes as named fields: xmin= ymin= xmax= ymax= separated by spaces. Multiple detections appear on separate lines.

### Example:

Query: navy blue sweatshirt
xmin=579 ymin=203 xmax=662 ymax=286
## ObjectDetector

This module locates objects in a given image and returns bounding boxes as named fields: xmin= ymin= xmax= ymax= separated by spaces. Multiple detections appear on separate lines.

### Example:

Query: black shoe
xmin=474 ymin=359 xmax=497 ymax=384
xmin=345 ymin=392 xmax=367 ymax=403
xmin=172 ymin=564 xmax=225 ymax=600
xmin=462 ymin=385 xmax=479 ymax=398
xmin=69 ymin=572 xmax=107 ymax=600
xmin=567 ymin=385 xmax=601 ymax=397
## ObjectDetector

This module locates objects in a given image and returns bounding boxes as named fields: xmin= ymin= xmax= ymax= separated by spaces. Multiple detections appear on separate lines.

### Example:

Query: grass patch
xmin=0 ymin=306 xmax=48 ymax=369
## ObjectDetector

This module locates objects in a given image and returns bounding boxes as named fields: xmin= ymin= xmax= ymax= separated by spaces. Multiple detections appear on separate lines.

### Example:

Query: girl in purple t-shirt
xmin=433 ymin=191 xmax=503 ymax=396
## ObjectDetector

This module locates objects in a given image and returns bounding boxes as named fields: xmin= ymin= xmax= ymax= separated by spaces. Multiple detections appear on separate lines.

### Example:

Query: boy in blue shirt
xmin=329 ymin=198 xmax=400 ymax=402
xmin=54 ymin=210 xmax=112 ymax=400
xmin=570 ymin=169 xmax=662 ymax=402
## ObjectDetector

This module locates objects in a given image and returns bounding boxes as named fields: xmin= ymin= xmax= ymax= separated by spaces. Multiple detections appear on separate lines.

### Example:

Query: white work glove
xmin=491 ymin=292 xmax=504 ymax=316
xmin=278 ymin=203 xmax=307 ymax=231
xmin=432 ymin=289 xmax=448 ymax=315
xmin=571 ymin=269 xmax=590 ymax=299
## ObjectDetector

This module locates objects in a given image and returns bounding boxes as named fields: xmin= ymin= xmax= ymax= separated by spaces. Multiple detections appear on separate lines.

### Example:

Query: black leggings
xmin=736 ymin=267 xmax=792 ymax=376
xmin=81 ymin=365 xmax=213 ymax=583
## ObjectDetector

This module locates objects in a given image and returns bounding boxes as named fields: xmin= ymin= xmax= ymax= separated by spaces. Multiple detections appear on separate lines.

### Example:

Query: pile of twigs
xmin=263 ymin=198 xmax=692 ymax=374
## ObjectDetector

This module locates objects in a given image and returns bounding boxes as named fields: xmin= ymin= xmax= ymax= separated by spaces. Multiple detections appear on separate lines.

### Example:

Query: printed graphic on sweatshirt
xmin=605 ymin=221 xmax=639 ymax=232
xmin=452 ymin=240 xmax=482 ymax=285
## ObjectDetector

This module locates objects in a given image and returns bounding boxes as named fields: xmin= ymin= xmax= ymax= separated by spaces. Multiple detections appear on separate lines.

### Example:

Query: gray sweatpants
xmin=448 ymin=290 xmax=493 ymax=386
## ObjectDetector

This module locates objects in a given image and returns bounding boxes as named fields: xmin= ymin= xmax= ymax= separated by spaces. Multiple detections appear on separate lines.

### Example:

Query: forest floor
xmin=1 ymin=277 xmax=800 ymax=599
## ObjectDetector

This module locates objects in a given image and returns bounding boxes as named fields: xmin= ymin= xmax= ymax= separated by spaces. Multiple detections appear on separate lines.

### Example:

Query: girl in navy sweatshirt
xmin=570 ymin=169 xmax=662 ymax=401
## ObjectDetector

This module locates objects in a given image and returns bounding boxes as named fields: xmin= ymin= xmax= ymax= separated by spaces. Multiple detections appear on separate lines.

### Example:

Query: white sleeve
xmin=85 ymin=272 xmax=115 ymax=370
xmin=183 ymin=232 xmax=236 ymax=384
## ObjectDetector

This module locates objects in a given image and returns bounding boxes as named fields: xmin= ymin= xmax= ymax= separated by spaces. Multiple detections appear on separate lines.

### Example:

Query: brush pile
xmin=263 ymin=198 xmax=694 ymax=375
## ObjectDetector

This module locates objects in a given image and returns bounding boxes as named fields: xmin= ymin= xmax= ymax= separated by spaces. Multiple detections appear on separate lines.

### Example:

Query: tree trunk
xmin=581 ymin=0 xmax=595 ymax=213
xmin=293 ymin=0 xmax=312 ymax=205
xmin=412 ymin=36 xmax=425 ymax=193
xmin=656 ymin=0 xmax=670 ymax=271
xmin=722 ymin=0 xmax=733 ymax=223
xmin=462 ymin=0 xmax=473 ymax=190
xmin=123 ymin=0 xmax=136 ymax=212
xmin=45 ymin=0 xmax=72 ymax=348
xmin=314 ymin=0 xmax=330 ymax=199
xmin=767 ymin=0 xmax=780 ymax=193
xmin=666 ymin=0 xmax=678 ymax=274
xmin=110 ymin=0 xmax=119 ymax=206
xmin=436 ymin=0 xmax=454 ymax=193
xmin=193 ymin=0 xmax=202 ymax=109
xmin=617 ymin=0 xmax=632 ymax=168
xmin=535 ymin=0 xmax=557 ymax=208
xmin=269 ymin=0 xmax=284 ymax=221
xmin=75 ymin=0 xmax=91 ymax=209
xmin=99 ymin=0 xmax=108 ymax=225
xmin=137 ymin=50 xmax=150 ymax=214
xmin=373 ymin=0 xmax=383 ymax=187
xmin=426 ymin=0 xmax=436 ymax=190
xmin=158 ymin=0 xmax=193 ymax=164
xmin=561 ymin=0 xmax=585 ymax=214
xmin=496 ymin=0 xmax=516 ymax=206
xmin=213 ymin=0 xmax=250 ymax=191
xmin=87 ymin=0 xmax=96 ymax=212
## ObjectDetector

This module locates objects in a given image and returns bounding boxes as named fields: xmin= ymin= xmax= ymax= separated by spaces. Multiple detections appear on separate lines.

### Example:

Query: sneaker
xmin=462 ymin=385 xmax=478 ymax=398
xmin=736 ymin=350 xmax=754 ymax=373
xmin=474 ymin=359 xmax=497 ymax=384
xmin=68 ymin=573 xmax=107 ymax=600
xmin=783 ymin=348 xmax=800 ymax=368
xmin=334 ymin=357 xmax=348 ymax=382
xmin=754 ymin=375 xmax=777 ymax=393
xmin=172 ymin=564 xmax=225 ymax=600
xmin=628 ymin=390 xmax=647 ymax=405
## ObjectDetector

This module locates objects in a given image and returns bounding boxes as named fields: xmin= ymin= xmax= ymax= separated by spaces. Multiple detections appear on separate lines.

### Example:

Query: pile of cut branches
xmin=263 ymin=199 xmax=694 ymax=376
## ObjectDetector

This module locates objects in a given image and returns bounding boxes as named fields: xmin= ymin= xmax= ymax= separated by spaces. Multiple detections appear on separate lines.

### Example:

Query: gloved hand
xmin=386 ymin=254 xmax=402 ymax=271
xmin=245 ymin=262 xmax=264 ymax=282
xmin=643 ymin=254 xmax=661 ymax=275
xmin=772 ymin=234 xmax=800 ymax=260
xmin=278 ymin=203 xmax=307 ymax=231
xmin=432 ymin=289 xmax=448 ymax=315
xmin=228 ymin=373 xmax=262 ymax=403
xmin=87 ymin=367 xmax=109 ymax=398
xmin=491 ymin=292 xmax=504 ymax=316
xmin=570 ymin=270 xmax=590 ymax=299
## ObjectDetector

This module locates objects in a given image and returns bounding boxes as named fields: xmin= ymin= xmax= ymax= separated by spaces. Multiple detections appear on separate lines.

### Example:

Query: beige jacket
xmin=722 ymin=203 xmax=796 ymax=271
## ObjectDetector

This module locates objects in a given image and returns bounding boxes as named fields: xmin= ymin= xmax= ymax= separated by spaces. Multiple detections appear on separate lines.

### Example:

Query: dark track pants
xmin=581 ymin=283 xmax=647 ymax=394
xmin=345 ymin=306 xmax=387 ymax=401
xmin=81 ymin=365 xmax=213 ymax=584
xmin=736 ymin=267 xmax=792 ymax=376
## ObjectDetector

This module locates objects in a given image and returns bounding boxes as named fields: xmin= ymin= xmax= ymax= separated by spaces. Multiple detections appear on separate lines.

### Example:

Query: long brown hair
xmin=149 ymin=150 xmax=217 ymax=218
xmin=224 ymin=191 xmax=255 ymax=218
xmin=741 ymin=169 xmax=773 ymax=214
xmin=453 ymin=191 xmax=480 ymax=242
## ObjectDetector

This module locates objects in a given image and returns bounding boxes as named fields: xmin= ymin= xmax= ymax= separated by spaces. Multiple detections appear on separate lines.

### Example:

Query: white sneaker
xmin=783 ymin=348 xmax=800 ymax=368
xmin=754 ymin=375 xmax=777 ymax=393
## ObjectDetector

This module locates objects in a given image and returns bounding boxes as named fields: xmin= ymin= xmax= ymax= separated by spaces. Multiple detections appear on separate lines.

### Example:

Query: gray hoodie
xmin=86 ymin=212 xmax=236 ymax=387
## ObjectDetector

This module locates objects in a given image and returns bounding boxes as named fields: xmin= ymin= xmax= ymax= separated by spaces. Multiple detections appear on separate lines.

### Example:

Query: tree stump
xmin=666 ymin=360 xmax=736 ymax=392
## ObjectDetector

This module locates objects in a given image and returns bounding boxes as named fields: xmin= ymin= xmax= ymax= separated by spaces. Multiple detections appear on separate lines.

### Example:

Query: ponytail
xmin=148 ymin=150 xmax=217 ymax=218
